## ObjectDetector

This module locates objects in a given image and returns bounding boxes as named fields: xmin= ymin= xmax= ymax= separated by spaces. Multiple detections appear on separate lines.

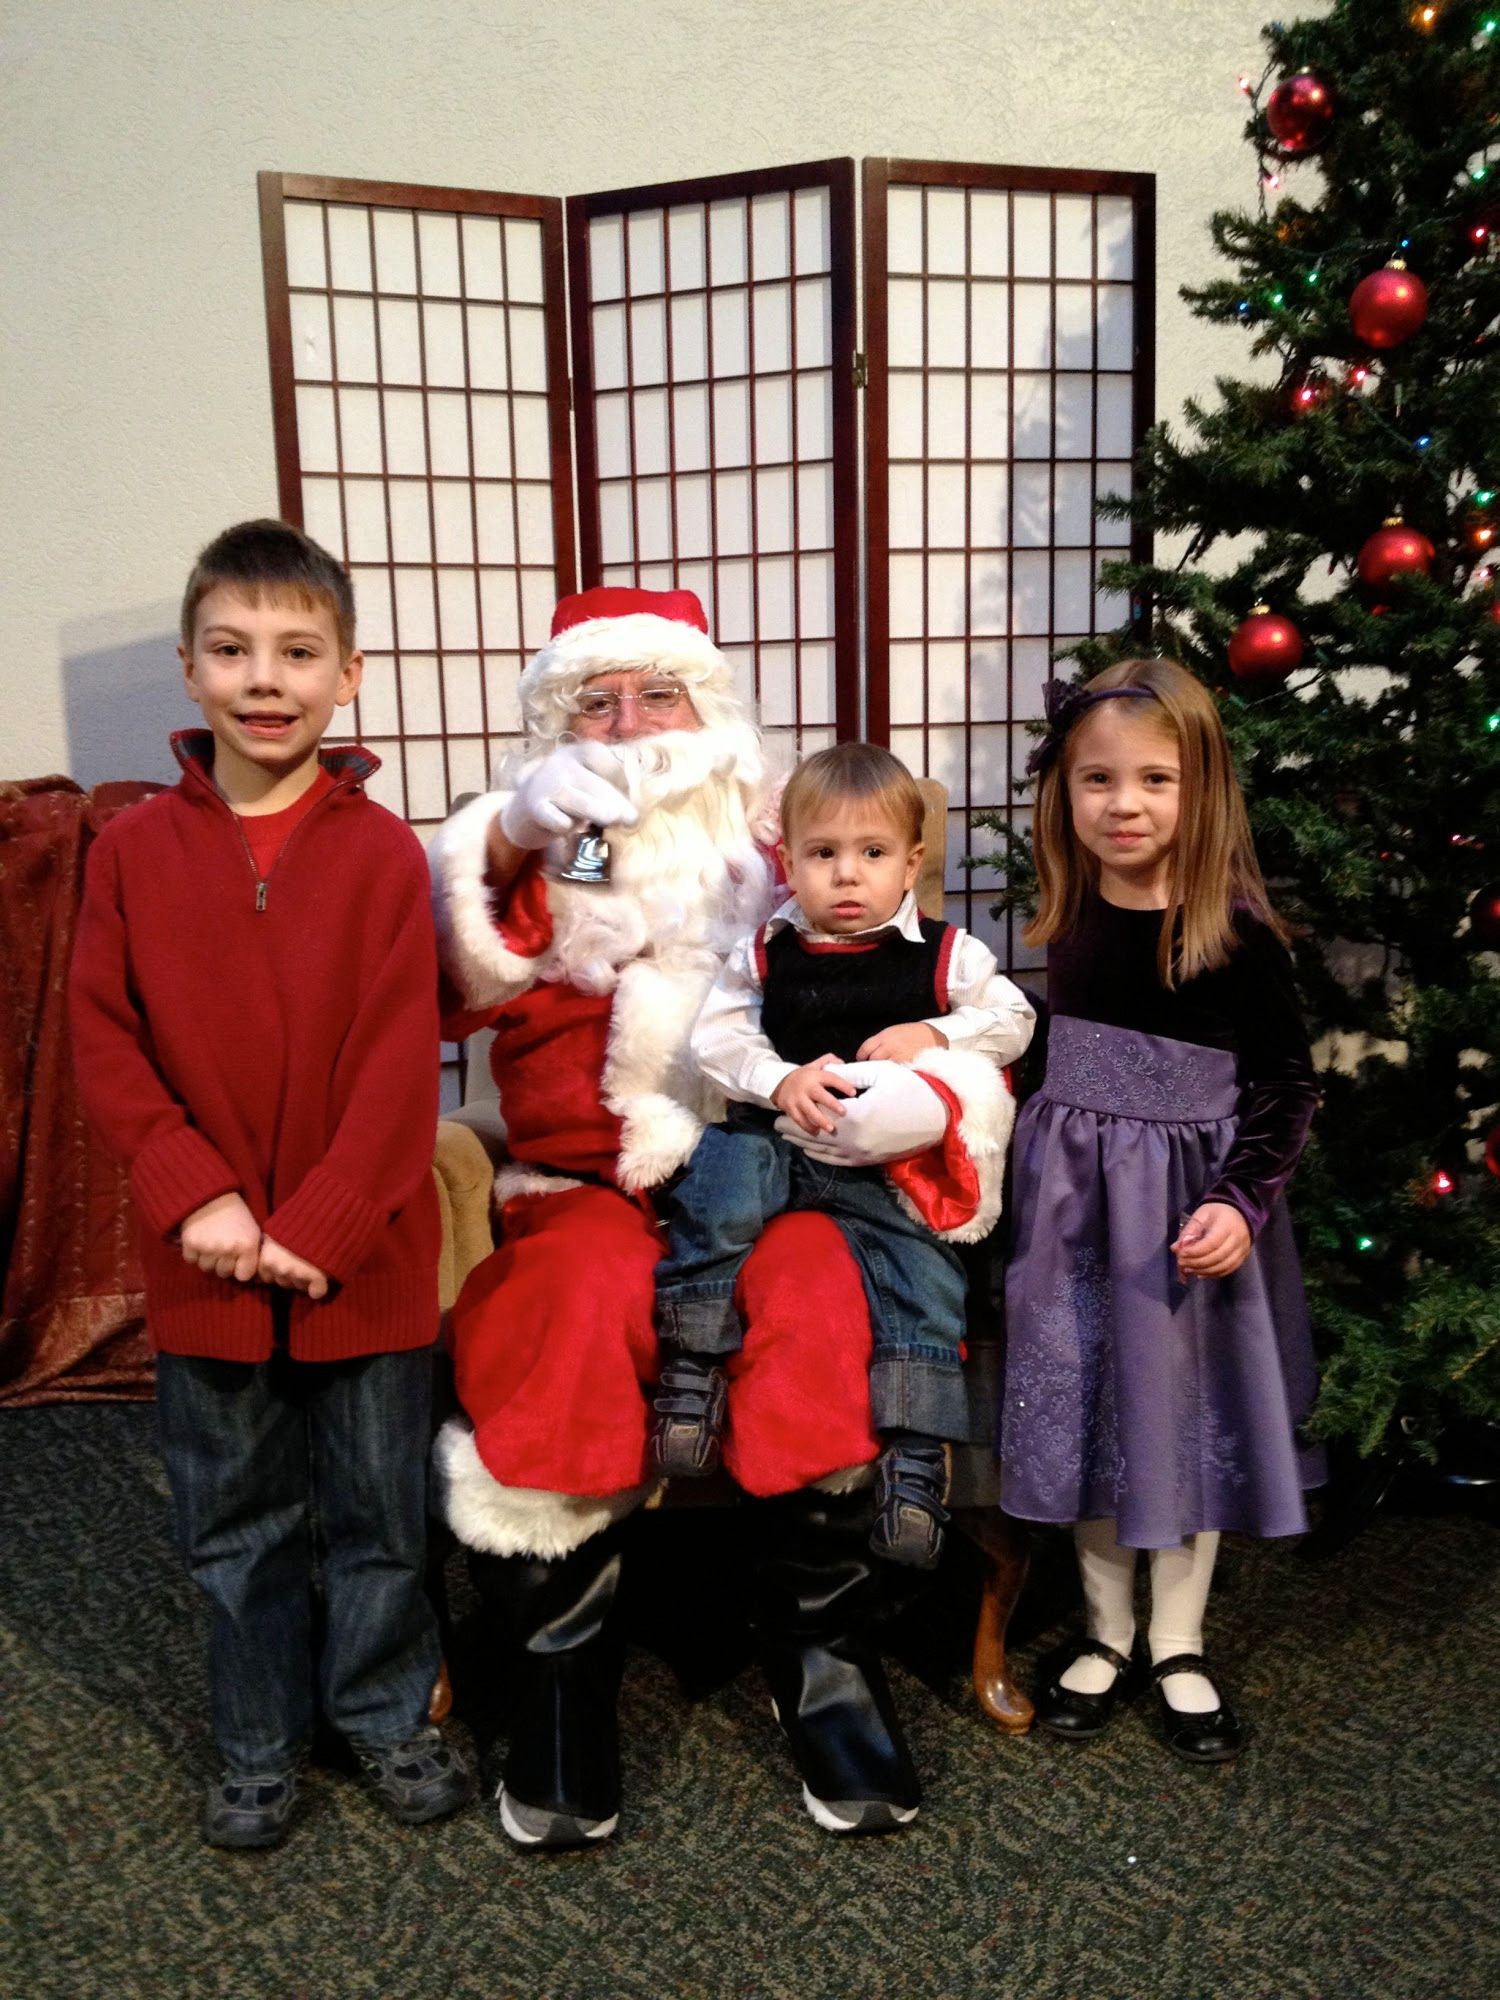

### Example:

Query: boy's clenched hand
xmin=179 ymin=1192 xmax=261 ymax=1283
xmin=258 ymin=1237 xmax=331 ymax=1300
xmin=771 ymin=1054 xmax=860 ymax=1135
xmin=856 ymin=1021 xmax=944 ymax=1063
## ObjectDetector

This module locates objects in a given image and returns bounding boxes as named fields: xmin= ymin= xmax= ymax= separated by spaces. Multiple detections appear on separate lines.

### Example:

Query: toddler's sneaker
xmin=649 ymin=1349 xmax=729 ymax=1476
xmin=869 ymin=1436 xmax=950 ymax=1569
xmin=203 ymin=1767 xmax=299 ymax=1849
xmin=351 ymin=1727 xmax=476 ymax=1824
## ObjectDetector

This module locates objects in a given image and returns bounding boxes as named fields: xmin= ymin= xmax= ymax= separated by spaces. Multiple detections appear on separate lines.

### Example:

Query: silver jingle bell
xmin=552 ymin=821 xmax=612 ymax=885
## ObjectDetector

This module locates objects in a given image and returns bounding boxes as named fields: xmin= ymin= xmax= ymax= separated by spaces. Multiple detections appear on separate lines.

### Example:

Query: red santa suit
xmin=427 ymin=589 xmax=1011 ymax=1562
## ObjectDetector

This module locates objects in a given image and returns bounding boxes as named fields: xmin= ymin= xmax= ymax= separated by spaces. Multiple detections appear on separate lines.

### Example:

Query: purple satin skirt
xmin=1001 ymin=1017 xmax=1325 ymax=1548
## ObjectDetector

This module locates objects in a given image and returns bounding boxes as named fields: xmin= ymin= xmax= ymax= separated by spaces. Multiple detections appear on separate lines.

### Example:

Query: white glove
xmin=774 ymin=1060 xmax=949 ymax=1167
xmin=498 ymin=741 xmax=638 ymax=851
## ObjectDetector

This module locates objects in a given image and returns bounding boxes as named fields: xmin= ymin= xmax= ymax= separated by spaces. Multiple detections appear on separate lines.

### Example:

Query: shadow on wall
xmin=62 ymin=606 xmax=185 ymax=788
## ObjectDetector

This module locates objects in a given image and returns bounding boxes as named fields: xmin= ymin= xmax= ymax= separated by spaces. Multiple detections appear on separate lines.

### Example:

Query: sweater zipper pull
xmin=255 ymin=880 xmax=267 ymax=913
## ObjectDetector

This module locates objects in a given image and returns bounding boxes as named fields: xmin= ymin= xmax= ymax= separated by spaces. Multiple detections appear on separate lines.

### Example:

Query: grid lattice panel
xmin=575 ymin=171 xmax=855 ymax=761
xmin=274 ymin=190 xmax=571 ymax=838
xmin=874 ymin=175 xmax=1150 ymax=970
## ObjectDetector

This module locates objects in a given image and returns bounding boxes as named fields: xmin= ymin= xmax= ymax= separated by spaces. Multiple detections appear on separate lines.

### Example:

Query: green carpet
xmin=2 ymin=1406 xmax=1496 ymax=2000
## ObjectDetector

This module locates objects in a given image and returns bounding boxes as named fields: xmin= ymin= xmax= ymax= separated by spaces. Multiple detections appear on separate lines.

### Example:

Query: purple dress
xmin=1001 ymin=897 xmax=1326 ymax=1548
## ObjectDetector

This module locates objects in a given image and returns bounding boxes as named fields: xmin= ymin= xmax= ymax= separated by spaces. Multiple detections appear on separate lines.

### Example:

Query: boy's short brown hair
xmin=180 ymin=518 xmax=357 ymax=655
xmin=779 ymin=741 xmax=925 ymax=848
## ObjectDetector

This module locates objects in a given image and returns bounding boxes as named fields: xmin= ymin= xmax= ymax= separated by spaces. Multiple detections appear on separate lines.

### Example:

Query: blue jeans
xmin=655 ymin=1113 xmax=971 ymax=1439
xmin=154 ymin=1344 xmax=441 ymax=1775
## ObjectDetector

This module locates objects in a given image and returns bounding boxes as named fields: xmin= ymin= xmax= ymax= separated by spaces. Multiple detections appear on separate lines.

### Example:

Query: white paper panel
xmin=668 ymin=205 xmax=706 ymax=289
xmin=794 ymin=187 xmax=831 ymax=274
xmin=505 ymin=220 xmax=545 ymax=303
xmin=327 ymin=206 xmax=373 ymax=291
xmin=460 ymin=216 xmax=504 ymax=300
xmin=789 ymin=277 xmax=829 ymax=373
xmin=284 ymin=204 xmax=327 ymax=288
xmin=417 ymin=213 xmax=462 ymax=297
xmin=374 ymin=210 xmax=417 ymax=293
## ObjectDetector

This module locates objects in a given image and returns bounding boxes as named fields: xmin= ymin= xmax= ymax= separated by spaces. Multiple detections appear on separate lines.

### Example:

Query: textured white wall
xmin=2 ymin=0 xmax=1300 ymax=783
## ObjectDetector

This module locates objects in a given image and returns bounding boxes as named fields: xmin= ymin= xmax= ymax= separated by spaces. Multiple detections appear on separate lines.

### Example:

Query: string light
xmin=1476 ymin=490 xmax=1496 ymax=505
xmin=1263 ymin=172 xmax=1283 ymax=192
xmin=1414 ymin=5 xmax=1438 ymax=26
xmin=1270 ymin=288 xmax=1285 ymax=306
xmin=1237 ymin=72 xmax=1253 ymax=93
xmin=1355 ymin=1235 xmax=1375 ymax=1252
xmin=1432 ymin=1169 xmax=1455 ymax=1196
xmin=1487 ymin=712 xmax=1500 ymax=733
xmin=1416 ymin=434 xmax=1432 ymax=447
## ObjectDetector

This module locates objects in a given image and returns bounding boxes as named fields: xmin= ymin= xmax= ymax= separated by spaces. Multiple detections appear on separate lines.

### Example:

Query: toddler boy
xmin=69 ymin=519 xmax=473 ymax=1846
xmin=651 ymin=743 xmax=1034 ymax=1566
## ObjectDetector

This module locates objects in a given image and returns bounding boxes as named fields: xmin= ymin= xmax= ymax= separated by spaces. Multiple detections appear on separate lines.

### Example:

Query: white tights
xmin=1058 ymin=1517 xmax=1222 ymax=1712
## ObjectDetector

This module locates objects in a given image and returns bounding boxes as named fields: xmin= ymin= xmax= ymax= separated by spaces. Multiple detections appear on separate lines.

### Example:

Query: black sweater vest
xmin=758 ymin=917 xmax=954 ymax=1067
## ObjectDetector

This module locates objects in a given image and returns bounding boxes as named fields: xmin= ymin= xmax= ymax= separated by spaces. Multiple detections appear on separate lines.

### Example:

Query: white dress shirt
xmin=691 ymin=890 xmax=1037 ymax=1109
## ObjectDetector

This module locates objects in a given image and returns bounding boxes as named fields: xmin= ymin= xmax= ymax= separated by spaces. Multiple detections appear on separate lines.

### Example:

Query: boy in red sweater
xmin=69 ymin=520 xmax=474 ymax=1848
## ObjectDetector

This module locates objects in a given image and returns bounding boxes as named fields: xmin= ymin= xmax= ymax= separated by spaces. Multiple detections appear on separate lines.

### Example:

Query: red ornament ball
xmin=1229 ymin=606 xmax=1304 ymax=681
xmin=1265 ymin=70 xmax=1336 ymax=154
xmin=1486 ymin=1124 xmax=1500 ymax=1178
xmin=1356 ymin=520 xmax=1435 ymax=594
xmin=1350 ymin=263 xmax=1429 ymax=349
xmin=1468 ymin=881 xmax=1500 ymax=952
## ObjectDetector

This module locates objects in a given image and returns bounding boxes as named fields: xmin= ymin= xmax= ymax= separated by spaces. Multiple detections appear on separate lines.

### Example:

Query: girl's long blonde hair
xmin=1024 ymin=657 xmax=1288 ymax=985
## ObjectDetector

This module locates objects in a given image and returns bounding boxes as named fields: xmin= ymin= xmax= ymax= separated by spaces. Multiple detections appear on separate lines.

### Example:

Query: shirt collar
xmin=765 ymin=889 xmax=925 ymax=944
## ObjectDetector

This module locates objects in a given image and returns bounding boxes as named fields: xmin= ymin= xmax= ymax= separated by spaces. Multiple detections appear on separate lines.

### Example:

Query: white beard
xmin=539 ymin=722 xmax=774 ymax=994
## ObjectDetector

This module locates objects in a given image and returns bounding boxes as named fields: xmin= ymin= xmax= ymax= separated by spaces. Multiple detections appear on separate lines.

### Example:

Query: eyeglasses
xmin=571 ymin=681 xmax=689 ymax=721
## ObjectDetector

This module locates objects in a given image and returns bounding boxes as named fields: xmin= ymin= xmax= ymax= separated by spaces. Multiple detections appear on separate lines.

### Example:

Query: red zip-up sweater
xmin=67 ymin=732 xmax=441 ymax=1362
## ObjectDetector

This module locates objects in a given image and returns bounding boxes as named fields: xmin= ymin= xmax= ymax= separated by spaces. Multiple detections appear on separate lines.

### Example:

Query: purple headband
xmin=1026 ymin=678 xmax=1158 ymax=780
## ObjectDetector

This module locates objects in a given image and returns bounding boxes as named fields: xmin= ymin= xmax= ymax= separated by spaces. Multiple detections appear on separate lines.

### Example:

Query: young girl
xmin=1000 ymin=658 xmax=1324 ymax=1763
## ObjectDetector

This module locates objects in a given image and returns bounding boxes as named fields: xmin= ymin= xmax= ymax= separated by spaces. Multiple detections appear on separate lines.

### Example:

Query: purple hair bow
xmin=1025 ymin=678 xmax=1157 ymax=781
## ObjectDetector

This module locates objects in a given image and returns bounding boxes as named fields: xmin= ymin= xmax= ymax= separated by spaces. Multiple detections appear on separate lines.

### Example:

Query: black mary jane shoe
xmin=1035 ymin=1639 xmax=1143 ymax=1740
xmin=1150 ymin=1652 xmax=1245 ymax=1765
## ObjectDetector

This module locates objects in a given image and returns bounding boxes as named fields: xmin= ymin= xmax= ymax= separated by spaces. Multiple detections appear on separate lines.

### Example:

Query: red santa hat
xmin=517 ymin=586 xmax=742 ymax=739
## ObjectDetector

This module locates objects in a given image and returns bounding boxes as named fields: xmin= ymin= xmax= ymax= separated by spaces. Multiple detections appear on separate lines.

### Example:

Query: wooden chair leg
xmin=958 ymin=1508 xmax=1034 ymax=1735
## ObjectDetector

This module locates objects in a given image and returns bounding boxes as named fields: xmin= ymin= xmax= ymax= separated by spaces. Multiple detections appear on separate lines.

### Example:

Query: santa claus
xmin=429 ymin=586 xmax=1005 ymax=1847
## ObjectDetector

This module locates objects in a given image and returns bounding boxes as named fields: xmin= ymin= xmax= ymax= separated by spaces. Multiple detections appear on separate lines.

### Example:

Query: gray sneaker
xmin=203 ymin=1768 xmax=299 ymax=1849
xmin=351 ymin=1727 xmax=477 ymax=1824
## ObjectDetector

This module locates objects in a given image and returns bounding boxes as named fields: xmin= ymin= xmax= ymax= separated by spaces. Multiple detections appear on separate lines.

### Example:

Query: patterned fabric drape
xmin=1 ymin=776 xmax=163 ymax=1406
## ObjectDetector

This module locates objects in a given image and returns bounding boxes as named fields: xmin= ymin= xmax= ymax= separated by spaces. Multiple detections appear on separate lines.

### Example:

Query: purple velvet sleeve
xmin=1203 ymin=921 xmax=1319 ymax=1236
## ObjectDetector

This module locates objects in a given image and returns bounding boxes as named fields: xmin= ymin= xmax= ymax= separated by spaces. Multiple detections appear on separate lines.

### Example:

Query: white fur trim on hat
xmin=433 ymin=1419 xmax=654 ymax=1558
xmin=889 ymin=1045 xmax=1017 ymax=1246
xmin=519 ymin=613 xmax=740 ymax=741
xmin=428 ymin=790 xmax=544 ymax=1010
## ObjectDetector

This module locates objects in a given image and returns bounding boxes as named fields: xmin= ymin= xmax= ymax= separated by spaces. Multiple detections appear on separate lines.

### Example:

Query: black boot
xmin=750 ymin=1484 xmax=921 ymax=1835
xmin=468 ymin=1526 xmax=627 ymax=1849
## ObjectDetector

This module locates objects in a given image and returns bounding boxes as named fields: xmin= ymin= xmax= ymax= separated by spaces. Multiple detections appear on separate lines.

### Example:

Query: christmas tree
xmin=982 ymin=0 xmax=1500 ymax=1458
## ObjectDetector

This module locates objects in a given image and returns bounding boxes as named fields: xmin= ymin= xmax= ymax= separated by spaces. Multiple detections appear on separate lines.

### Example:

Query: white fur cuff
xmin=894 ymin=1044 xmax=1017 ymax=1245
xmin=433 ymin=1419 xmax=653 ymax=1558
xmin=429 ymin=790 xmax=543 ymax=1011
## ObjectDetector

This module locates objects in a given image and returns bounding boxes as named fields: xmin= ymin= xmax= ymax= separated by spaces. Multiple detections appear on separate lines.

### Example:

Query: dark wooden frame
xmin=566 ymin=159 xmax=862 ymax=743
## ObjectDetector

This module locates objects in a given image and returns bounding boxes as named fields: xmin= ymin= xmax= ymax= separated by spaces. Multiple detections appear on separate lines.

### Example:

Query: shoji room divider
xmin=259 ymin=158 xmax=1154 ymax=969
